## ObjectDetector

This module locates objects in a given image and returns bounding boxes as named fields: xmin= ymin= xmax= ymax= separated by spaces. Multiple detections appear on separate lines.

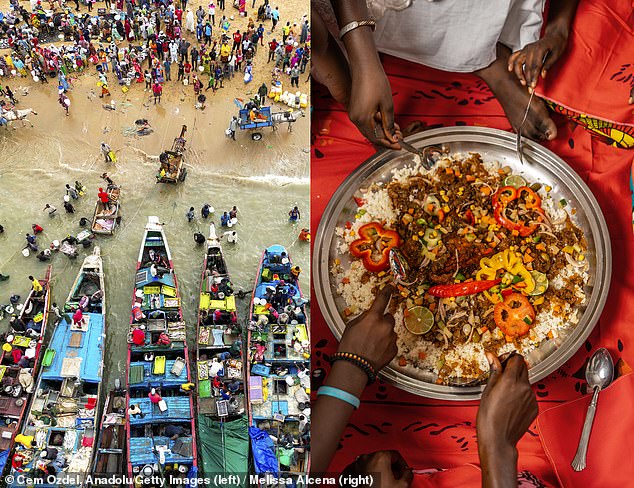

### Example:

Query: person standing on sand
xmin=58 ymin=92 xmax=70 ymax=116
xmin=208 ymin=2 xmax=216 ymax=25
xmin=290 ymin=65 xmax=300 ymax=88
xmin=186 ymin=9 xmax=195 ymax=33
xmin=101 ymin=143 xmax=112 ymax=163
xmin=152 ymin=81 xmax=162 ymax=104
xmin=271 ymin=6 xmax=280 ymax=32
xmin=164 ymin=59 xmax=171 ymax=81
xmin=227 ymin=116 xmax=237 ymax=140
xmin=99 ymin=73 xmax=110 ymax=98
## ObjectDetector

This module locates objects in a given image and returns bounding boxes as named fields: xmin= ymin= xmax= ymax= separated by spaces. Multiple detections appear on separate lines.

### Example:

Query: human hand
xmin=477 ymin=353 xmax=538 ymax=453
xmin=347 ymin=63 xmax=402 ymax=150
xmin=507 ymin=29 xmax=569 ymax=90
xmin=338 ymin=285 xmax=397 ymax=371
xmin=342 ymin=450 xmax=413 ymax=488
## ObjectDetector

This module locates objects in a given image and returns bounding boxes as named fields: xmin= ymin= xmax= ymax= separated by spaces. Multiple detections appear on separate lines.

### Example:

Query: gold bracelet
xmin=338 ymin=19 xmax=376 ymax=40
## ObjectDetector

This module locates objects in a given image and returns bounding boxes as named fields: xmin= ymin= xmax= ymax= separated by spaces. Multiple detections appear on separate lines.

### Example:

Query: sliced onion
xmin=565 ymin=252 xmax=586 ymax=268
xmin=538 ymin=231 xmax=558 ymax=240
xmin=550 ymin=215 xmax=567 ymax=226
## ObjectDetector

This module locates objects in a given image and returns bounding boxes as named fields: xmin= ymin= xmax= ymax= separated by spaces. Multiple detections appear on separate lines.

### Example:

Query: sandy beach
xmin=0 ymin=0 xmax=310 ymax=179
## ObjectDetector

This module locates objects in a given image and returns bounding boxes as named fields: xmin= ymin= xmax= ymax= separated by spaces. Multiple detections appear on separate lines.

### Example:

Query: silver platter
xmin=313 ymin=127 xmax=612 ymax=400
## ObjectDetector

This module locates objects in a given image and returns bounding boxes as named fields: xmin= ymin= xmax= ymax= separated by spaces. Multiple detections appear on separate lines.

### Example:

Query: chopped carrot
xmin=547 ymin=331 xmax=554 ymax=339
xmin=523 ymin=253 xmax=534 ymax=263
xmin=536 ymin=243 xmax=546 ymax=251
xmin=426 ymin=203 xmax=435 ymax=213
xmin=408 ymin=208 xmax=415 ymax=214
xmin=505 ymin=334 xmax=514 ymax=343
xmin=465 ymin=175 xmax=476 ymax=182
xmin=445 ymin=168 xmax=453 ymax=175
xmin=454 ymin=169 xmax=462 ymax=178
xmin=343 ymin=307 xmax=353 ymax=317
xmin=481 ymin=186 xmax=492 ymax=196
xmin=428 ymin=302 xmax=436 ymax=312
xmin=418 ymin=351 xmax=427 ymax=360
xmin=399 ymin=357 xmax=408 ymax=367
xmin=341 ymin=277 xmax=350 ymax=284
xmin=488 ymin=241 xmax=498 ymax=248
xmin=511 ymin=229 xmax=520 ymax=237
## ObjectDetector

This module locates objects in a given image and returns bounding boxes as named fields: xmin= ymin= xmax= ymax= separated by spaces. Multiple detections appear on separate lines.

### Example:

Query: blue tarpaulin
xmin=248 ymin=427 xmax=278 ymax=475
xmin=0 ymin=449 xmax=9 ymax=473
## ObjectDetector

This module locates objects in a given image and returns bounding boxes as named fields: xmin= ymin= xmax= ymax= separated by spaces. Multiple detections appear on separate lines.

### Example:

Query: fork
xmin=516 ymin=51 xmax=550 ymax=165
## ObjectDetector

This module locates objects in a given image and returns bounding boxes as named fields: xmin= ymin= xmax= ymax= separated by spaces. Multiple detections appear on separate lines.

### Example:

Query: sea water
xmin=0 ymin=123 xmax=309 ymax=388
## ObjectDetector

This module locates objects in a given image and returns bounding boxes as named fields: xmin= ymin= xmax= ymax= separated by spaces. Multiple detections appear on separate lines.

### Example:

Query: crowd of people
xmin=0 ymin=0 xmax=310 ymax=117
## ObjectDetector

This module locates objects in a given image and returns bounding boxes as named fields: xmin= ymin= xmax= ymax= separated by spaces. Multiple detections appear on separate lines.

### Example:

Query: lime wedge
xmin=404 ymin=306 xmax=435 ymax=335
xmin=529 ymin=270 xmax=549 ymax=295
xmin=504 ymin=175 xmax=527 ymax=189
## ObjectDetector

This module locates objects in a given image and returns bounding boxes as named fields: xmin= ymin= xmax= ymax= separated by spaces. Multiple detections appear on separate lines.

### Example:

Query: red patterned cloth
xmin=536 ymin=0 xmax=634 ymax=148
xmin=311 ymin=51 xmax=633 ymax=486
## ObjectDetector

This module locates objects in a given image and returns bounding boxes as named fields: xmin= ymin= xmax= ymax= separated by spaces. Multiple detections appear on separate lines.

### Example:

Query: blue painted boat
xmin=0 ymin=266 xmax=52 ymax=476
xmin=126 ymin=216 xmax=197 ymax=485
xmin=196 ymin=224 xmax=248 ymax=480
xmin=8 ymin=249 xmax=106 ymax=485
xmin=246 ymin=245 xmax=310 ymax=481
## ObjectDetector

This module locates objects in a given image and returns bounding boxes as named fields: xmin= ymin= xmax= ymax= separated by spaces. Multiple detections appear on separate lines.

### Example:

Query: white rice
xmin=332 ymin=155 xmax=589 ymax=382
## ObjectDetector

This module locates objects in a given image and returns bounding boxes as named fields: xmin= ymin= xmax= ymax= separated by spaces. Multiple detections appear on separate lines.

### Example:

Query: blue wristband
xmin=317 ymin=386 xmax=361 ymax=409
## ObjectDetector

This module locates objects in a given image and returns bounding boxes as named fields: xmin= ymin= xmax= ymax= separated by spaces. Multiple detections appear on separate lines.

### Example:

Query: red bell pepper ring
xmin=354 ymin=196 xmax=366 ymax=207
xmin=428 ymin=279 xmax=501 ymax=298
xmin=349 ymin=222 xmax=402 ymax=273
xmin=492 ymin=185 xmax=545 ymax=237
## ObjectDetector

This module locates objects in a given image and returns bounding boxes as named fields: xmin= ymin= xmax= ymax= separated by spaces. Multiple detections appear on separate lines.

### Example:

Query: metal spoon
xmin=389 ymin=248 xmax=416 ymax=286
xmin=516 ymin=51 xmax=550 ymax=165
xmin=571 ymin=347 xmax=614 ymax=471
xmin=398 ymin=139 xmax=439 ymax=170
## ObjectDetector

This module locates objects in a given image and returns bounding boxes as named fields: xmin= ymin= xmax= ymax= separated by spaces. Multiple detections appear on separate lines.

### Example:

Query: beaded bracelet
xmin=329 ymin=352 xmax=377 ymax=384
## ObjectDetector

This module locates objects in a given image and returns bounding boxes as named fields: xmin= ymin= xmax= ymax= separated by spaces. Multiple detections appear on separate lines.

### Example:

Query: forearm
xmin=311 ymin=361 xmax=367 ymax=475
xmin=479 ymin=443 xmax=518 ymax=488
xmin=544 ymin=0 xmax=579 ymax=38
xmin=330 ymin=1 xmax=381 ymax=71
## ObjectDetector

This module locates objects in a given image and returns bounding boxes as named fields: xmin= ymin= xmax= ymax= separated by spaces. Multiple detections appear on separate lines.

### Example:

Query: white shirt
xmin=313 ymin=0 xmax=545 ymax=73
xmin=374 ymin=0 xmax=545 ymax=72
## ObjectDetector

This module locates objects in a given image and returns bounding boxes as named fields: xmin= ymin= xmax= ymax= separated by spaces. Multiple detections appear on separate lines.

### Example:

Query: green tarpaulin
xmin=198 ymin=415 xmax=249 ymax=483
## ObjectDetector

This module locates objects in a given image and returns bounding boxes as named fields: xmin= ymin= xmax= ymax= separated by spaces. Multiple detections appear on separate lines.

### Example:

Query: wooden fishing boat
xmin=8 ymin=248 xmax=106 ymax=484
xmin=246 ymin=245 xmax=310 ymax=481
xmin=91 ymin=184 xmax=121 ymax=235
xmin=156 ymin=125 xmax=188 ymax=184
xmin=0 ymin=266 xmax=52 ymax=475
xmin=92 ymin=381 xmax=127 ymax=480
xmin=196 ymin=224 xmax=248 ymax=479
xmin=125 ymin=216 xmax=197 ymax=486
